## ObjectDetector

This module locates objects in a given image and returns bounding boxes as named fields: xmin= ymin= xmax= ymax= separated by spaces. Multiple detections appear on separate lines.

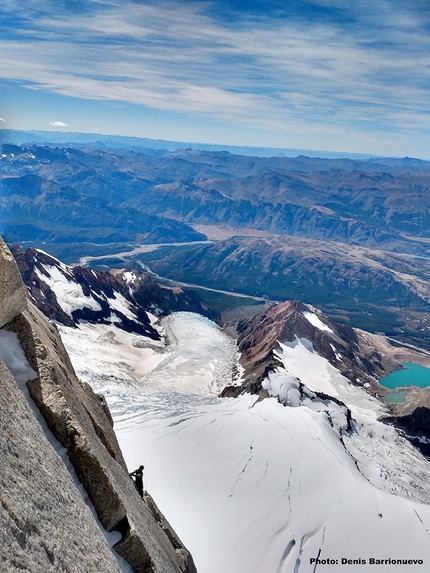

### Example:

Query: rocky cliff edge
xmin=0 ymin=236 xmax=196 ymax=573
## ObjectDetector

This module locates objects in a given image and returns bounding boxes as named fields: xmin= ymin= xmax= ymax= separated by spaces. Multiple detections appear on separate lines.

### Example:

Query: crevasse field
xmin=58 ymin=312 xmax=430 ymax=573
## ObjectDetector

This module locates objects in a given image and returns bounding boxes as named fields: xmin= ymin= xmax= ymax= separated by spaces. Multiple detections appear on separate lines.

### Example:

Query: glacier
xmin=57 ymin=311 xmax=430 ymax=573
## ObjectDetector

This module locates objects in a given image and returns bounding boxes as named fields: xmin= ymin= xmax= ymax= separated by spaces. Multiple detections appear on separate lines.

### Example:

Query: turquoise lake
xmin=380 ymin=363 xmax=430 ymax=390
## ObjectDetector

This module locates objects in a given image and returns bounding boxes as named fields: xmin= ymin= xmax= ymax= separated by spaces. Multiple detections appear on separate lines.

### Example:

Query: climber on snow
xmin=130 ymin=464 xmax=144 ymax=497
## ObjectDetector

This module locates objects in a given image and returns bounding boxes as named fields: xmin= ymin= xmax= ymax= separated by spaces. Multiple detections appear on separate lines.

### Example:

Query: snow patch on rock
xmin=35 ymin=264 xmax=102 ymax=317
xmin=302 ymin=310 xmax=334 ymax=333
xmin=108 ymin=291 xmax=137 ymax=321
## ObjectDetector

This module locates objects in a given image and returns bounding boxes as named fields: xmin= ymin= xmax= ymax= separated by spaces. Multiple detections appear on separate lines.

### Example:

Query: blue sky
xmin=1 ymin=0 xmax=430 ymax=157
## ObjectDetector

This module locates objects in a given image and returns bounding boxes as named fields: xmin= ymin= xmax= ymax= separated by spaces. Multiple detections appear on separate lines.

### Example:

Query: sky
xmin=1 ymin=0 xmax=430 ymax=158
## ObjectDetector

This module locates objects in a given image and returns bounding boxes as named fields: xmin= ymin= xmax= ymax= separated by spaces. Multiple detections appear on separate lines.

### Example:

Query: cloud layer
xmin=1 ymin=0 xmax=430 ymax=154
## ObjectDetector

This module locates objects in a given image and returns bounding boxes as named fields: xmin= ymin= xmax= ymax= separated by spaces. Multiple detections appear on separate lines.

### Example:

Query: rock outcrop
xmin=221 ymin=299 xmax=406 ymax=397
xmin=0 ymin=237 xmax=27 ymax=327
xmin=0 ymin=238 xmax=197 ymax=573
xmin=383 ymin=406 xmax=430 ymax=457
xmin=0 ymin=359 xmax=122 ymax=573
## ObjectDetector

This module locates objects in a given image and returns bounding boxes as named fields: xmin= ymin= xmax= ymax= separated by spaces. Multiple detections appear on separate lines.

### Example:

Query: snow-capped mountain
xmin=223 ymin=299 xmax=403 ymax=396
xmin=11 ymin=245 xmax=430 ymax=573
xmin=12 ymin=244 xmax=213 ymax=336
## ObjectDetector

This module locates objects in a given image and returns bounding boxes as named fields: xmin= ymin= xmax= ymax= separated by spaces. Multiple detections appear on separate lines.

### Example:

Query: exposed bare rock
xmin=0 ymin=237 xmax=27 ymax=327
xmin=1 ymin=238 xmax=197 ymax=573
xmin=0 ymin=359 xmax=122 ymax=573
xmin=221 ymin=300 xmax=405 ymax=397
xmin=383 ymin=406 xmax=430 ymax=457
xmin=6 ymin=301 xmax=195 ymax=572
xmin=143 ymin=493 xmax=198 ymax=573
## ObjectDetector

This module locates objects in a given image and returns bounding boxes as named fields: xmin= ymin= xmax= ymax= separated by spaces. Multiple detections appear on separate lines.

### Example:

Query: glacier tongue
xmin=58 ymin=311 xmax=241 ymax=426
xmin=57 ymin=311 xmax=430 ymax=573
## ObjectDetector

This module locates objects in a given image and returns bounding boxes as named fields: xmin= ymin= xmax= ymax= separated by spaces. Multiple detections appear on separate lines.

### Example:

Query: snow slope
xmin=57 ymin=311 xmax=430 ymax=573
xmin=34 ymin=263 xmax=102 ymax=317
xmin=119 ymin=396 xmax=430 ymax=573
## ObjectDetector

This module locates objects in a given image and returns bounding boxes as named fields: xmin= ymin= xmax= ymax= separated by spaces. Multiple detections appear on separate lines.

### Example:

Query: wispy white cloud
xmin=49 ymin=120 xmax=69 ymax=127
xmin=0 ymin=117 xmax=5 ymax=122
xmin=1 ymin=0 xmax=430 ymax=153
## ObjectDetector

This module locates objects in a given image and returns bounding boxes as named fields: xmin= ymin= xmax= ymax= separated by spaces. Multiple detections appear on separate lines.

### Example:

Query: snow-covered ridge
xmin=20 ymin=247 xmax=150 ymax=331
xmin=12 ymin=244 xmax=213 ymax=341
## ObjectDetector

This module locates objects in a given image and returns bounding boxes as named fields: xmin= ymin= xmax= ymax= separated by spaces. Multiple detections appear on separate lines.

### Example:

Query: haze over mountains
xmin=1 ymin=129 xmax=381 ymax=159
xmin=2 ymin=133 xmax=430 ymax=342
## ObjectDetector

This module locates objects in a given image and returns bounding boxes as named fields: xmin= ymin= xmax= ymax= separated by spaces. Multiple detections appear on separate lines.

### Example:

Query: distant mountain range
xmin=2 ymin=137 xmax=430 ymax=340
xmin=1 ymin=128 xmax=383 ymax=159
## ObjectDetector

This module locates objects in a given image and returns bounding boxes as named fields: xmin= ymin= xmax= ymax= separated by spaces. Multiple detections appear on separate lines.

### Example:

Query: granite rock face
xmin=0 ymin=359 xmax=122 ymax=573
xmin=0 ymin=237 xmax=27 ymax=328
xmin=0 ymin=238 xmax=197 ymax=573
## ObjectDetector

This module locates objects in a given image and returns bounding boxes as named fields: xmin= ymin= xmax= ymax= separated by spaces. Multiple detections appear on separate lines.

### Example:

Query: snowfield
xmin=57 ymin=312 xmax=430 ymax=573
xmin=119 ymin=396 xmax=430 ymax=573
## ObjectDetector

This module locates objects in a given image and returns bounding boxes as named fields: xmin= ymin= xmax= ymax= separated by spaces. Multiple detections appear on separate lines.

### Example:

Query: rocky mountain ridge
xmin=3 ymin=143 xmax=430 ymax=253
xmin=222 ymin=298 xmax=430 ymax=457
xmin=222 ymin=300 xmax=398 ymax=395
xmin=0 ymin=236 xmax=197 ymax=573
xmin=11 ymin=244 xmax=214 ymax=333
